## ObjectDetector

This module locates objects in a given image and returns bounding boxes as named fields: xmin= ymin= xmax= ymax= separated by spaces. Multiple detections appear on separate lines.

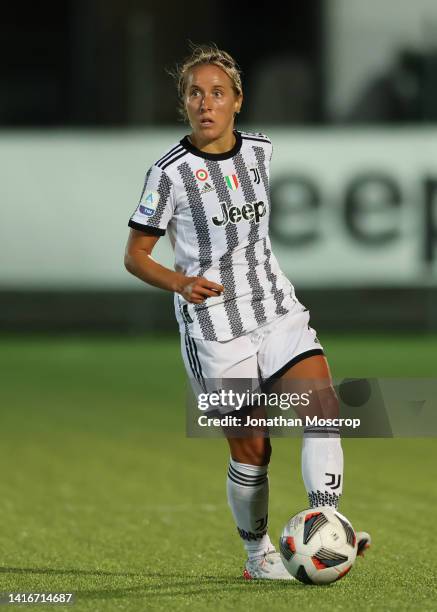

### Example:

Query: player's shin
xmin=301 ymin=426 xmax=344 ymax=509
xmin=226 ymin=457 xmax=273 ymax=559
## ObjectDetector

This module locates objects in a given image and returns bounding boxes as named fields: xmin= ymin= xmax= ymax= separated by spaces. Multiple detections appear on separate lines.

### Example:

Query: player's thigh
xmin=279 ymin=354 xmax=339 ymax=420
xmin=179 ymin=332 xmax=272 ymax=464
xmin=281 ymin=352 xmax=332 ymax=381
xmin=258 ymin=306 xmax=337 ymax=420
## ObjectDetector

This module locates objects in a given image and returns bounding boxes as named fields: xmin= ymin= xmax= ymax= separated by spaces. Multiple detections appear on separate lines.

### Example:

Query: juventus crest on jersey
xmin=128 ymin=128 xmax=296 ymax=341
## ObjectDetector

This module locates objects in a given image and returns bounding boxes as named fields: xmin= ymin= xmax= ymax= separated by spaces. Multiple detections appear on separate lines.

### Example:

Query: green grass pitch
xmin=0 ymin=333 xmax=436 ymax=611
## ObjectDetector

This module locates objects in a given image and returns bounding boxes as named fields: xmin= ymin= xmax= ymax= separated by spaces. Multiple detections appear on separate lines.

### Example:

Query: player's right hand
xmin=178 ymin=276 xmax=224 ymax=304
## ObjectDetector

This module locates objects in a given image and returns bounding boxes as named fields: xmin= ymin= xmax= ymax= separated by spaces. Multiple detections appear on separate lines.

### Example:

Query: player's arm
xmin=124 ymin=229 xmax=224 ymax=304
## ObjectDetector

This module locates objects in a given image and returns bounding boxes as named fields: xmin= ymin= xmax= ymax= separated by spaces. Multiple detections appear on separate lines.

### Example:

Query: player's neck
xmin=188 ymin=129 xmax=236 ymax=155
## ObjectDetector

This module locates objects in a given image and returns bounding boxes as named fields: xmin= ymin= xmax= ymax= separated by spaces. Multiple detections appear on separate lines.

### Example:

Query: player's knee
xmin=319 ymin=385 xmax=340 ymax=418
xmin=263 ymin=438 xmax=272 ymax=465
xmin=244 ymin=437 xmax=272 ymax=466
xmin=230 ymin=436 xmax=271 ymax=466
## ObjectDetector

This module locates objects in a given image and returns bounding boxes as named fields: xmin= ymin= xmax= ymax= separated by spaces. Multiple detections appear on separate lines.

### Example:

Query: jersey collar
xmin=179 ymin=129 xmax=242 ymax=161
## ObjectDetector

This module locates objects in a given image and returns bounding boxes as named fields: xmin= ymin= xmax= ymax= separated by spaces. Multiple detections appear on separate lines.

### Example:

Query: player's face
xmin=184 ymin=64 xmax=242 ymax=139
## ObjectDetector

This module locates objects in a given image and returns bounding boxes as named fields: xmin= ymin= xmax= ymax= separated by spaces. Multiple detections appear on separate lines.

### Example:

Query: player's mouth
xmin=200 ymin=118 xmax=214 ymax=128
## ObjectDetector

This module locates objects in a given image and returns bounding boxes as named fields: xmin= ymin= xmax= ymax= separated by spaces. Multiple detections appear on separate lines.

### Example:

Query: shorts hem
xmin=260 ymin=348 xmax=325 ymax=390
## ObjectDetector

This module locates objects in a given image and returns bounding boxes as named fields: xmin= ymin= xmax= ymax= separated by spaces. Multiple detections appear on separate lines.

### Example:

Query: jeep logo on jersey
xmin=212 ymin=200 xmax=266 ymax=227
xmin=139 ymin=190 xmax=160 ymax=217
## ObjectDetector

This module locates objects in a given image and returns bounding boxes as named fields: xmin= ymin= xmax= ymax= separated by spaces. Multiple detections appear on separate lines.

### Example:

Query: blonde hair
xmin=167 ymin=41 xmax=243 ymax=124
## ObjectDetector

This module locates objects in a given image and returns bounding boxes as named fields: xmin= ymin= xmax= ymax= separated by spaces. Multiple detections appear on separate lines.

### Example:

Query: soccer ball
xmin=279 ymin=508 xmax=357 ymax=584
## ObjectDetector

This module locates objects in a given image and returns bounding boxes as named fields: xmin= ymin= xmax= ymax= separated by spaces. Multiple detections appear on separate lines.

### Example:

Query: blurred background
xmin=1 ymin=0 xmax=437 ymax=333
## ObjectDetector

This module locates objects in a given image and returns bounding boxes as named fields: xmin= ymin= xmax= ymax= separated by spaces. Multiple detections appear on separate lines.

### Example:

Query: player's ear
xmin=234 ymin=93 xmax=243 ymax=115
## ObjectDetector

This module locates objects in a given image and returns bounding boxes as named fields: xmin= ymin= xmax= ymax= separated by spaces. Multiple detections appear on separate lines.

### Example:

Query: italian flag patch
xmin=225 ymin=174 xmax=239 ymax=191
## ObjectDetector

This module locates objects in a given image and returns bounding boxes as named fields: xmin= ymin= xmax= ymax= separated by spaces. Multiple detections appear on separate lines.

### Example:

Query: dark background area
xmin=0 ymin=1 xmax=324 ymax=126
xmin=4 ymin=0 xmax=437 ymax=127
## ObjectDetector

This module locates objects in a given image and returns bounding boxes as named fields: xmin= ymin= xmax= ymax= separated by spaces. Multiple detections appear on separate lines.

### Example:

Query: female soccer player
xmin=124 ymin=43 xmax=370 ymax=580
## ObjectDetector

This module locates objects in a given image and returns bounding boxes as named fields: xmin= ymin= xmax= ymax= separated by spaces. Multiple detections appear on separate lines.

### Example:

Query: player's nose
xmin=200 ymin=94 xmax=213 ymax=110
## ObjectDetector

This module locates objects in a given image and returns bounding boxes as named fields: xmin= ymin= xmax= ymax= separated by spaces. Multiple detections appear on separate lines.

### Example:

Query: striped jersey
xmin=128 ymin=128 xmax=297 ymax=341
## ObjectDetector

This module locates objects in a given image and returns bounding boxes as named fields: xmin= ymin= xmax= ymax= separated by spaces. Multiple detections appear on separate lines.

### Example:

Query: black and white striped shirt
xmin=128 ymin=128 xmax=296 ymax=341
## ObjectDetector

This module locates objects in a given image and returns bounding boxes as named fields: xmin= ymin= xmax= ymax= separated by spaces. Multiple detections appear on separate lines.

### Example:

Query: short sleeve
xmin=128 ymin=164 xmax=176 ymax=236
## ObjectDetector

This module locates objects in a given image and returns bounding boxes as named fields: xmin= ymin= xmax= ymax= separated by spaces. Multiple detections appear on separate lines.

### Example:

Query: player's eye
xmin=189 ymin=89 xmax=223 ymax=99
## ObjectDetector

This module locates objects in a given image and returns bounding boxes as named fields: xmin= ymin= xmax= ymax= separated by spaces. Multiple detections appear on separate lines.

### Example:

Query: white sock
xmin=301 ymin=427 xmax=344 ymax=509
xmin=226 ymin=457 xmax=274 ymax=559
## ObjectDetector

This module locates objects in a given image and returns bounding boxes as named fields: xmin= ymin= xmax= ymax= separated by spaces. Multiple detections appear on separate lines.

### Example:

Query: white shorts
xmin=181 ymin=298 xmax=324 ymax=414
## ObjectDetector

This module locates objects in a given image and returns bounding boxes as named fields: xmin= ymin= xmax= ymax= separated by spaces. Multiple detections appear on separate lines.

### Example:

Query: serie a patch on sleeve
xmin=139 ymin=190 xmax=160 ymax=217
